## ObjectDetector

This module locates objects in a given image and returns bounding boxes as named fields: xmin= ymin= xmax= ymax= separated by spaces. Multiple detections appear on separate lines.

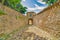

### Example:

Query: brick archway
xmin=28 ymin=18 xmax=33 ymax=25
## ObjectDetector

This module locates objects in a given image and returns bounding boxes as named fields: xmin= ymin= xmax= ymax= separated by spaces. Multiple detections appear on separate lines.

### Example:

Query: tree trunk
xmin=2 ymin=0 xmax=5 ymax=4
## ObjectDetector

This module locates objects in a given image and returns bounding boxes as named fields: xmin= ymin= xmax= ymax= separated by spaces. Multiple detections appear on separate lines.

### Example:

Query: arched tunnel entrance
xmin=28 ymin=18 xmax=33 ymax=25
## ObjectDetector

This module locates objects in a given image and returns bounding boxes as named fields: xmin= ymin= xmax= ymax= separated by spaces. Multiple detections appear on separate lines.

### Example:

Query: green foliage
xmin=2 ymin=0 xmax=5 ymax=4
xmin=0 ymin=10 xmax=6 ymax=16
xmin=16 ymin=16 xmax=22 ymax=19
xmin=4 ymin=0 xmax=27 ymax=14
xmin=43 ymin=0 xmax=57 ymax=5
xmin=0 ymin=33 xmax=10 ymax=40
xmin=0 ymin=0 xmax=5 ymax=4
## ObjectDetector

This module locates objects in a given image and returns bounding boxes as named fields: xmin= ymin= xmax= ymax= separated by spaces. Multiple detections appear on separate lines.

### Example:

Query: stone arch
xmin=28 ymin=18 xmax=33 ymax=25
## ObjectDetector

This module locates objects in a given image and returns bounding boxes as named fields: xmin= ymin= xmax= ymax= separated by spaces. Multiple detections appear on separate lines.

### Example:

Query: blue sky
xmin=21 ymin=0 xmax=48 ymax=13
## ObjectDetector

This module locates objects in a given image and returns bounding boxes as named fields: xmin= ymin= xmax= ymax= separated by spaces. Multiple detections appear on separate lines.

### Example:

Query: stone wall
xmin=33 ymin=2 xmax=60 ymax=39
xmin=0 ymin=3 xmax=27 ymax=34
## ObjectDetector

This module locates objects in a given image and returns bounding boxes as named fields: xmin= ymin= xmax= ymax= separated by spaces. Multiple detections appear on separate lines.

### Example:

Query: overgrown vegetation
xmin=0 ymin=33 xmax=10 ymax=40
xmin=0 ymin=10 xmax=6 ymax=16
xmin=0 ymin=0 xmax=27 ymax=14
xmin=43 ymin=0 xmax=57 ymax=5
xmin=0 ymin=25 xmax=29 ymax=40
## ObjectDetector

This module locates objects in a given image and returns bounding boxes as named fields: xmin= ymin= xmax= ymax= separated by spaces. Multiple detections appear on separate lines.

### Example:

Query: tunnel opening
xmin=28 ymin=18 xmax=33 ymax=25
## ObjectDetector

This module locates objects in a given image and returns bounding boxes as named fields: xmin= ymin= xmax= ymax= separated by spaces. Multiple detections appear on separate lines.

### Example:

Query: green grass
xmin=0 ymin=33 xmax=10 ymax=40
xmin=16 ymin=15 xmax=25 ymax=20
xmin=0 ymin=10 xmax=6 ymax=16
xmin=0 ymin=25 xmax=29 ymax=40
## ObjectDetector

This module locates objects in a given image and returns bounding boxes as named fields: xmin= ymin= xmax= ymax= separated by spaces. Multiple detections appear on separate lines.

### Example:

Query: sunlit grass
xmin=0 ymin=33 xmax=10 ymax=40
xmin=0 ymin=10 xmax=6 ymax=16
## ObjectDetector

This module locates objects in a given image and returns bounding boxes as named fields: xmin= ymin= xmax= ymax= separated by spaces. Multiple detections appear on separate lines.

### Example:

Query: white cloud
xmin=34 ymin=4 xmax=45 ymax=9
xmin=26 ymin=4 xmax=48 ymax=13
xmin=22 ymin=0 xmax=26 ymax=2
xmin=27 ymin=4 xmax=46 ymax=12
xmin=37 ymin=0 xmax=46 ymax=4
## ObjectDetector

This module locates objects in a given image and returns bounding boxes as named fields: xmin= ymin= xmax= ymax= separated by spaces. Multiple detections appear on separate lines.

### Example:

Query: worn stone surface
xmin=34 ymin=2 xmax=60 ymax=40
xmin=0 ymin=3 xmax=27 ymax=34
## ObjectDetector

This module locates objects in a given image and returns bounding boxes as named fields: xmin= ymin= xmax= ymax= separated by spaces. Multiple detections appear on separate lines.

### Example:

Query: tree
xmin=20 ymin=7 xmax=27 ymax=14
xmin=0 ymin=0 xmax=2 ymax=3
xmin=0 ymin=0 xmax=5 ymax=4
xmin=2 ymin=0 xmax=5 ymax=4
xmin=4 ymin=0 xmax=27 ymax=14
xmin=42 ymin=0 xmax=57 ymax=5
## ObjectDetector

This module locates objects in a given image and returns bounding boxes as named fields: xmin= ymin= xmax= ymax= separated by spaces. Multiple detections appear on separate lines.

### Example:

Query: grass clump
xmin=0 ymin=33 xmax=10 ymax=40
xmin=0 ymin=10 xmax=6 ymax=16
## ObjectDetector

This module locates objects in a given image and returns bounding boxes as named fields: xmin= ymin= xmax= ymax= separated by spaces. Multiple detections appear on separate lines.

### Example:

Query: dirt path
xmin=25 ymin=25 xmax=58 ymax=40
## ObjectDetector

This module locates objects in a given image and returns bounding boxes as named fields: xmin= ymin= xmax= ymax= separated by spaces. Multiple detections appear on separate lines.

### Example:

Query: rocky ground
xmin=5 ymin=25 xmax=59 ymax=40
